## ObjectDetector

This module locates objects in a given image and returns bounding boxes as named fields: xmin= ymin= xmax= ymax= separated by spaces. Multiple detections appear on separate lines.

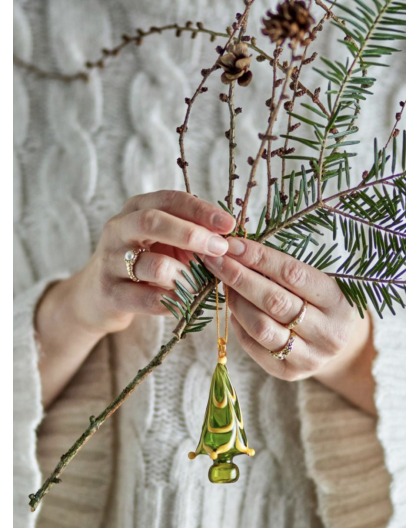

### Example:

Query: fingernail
xmin=227 ymin=237 xmax=246 ymax=256
xmin=213 ymin=213 xmax=234 ymax=231
xmin=207 ymin=236 xmax=229 ymax=256
xmin=203 ymin=255 xmax=224 ymax=270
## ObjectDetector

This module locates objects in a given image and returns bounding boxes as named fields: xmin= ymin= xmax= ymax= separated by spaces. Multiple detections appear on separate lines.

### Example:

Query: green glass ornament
xmin=188 ymin=338 xmax=255 ymax=483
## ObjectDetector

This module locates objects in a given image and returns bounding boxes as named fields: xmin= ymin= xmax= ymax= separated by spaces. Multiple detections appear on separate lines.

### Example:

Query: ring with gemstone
xmin=124 ymin=248 xmax=148 ymax=282
xmin=269 ymin=330 xmax=297 ymax=361
xmin=286 ymin=300 xmax=308 ymax=330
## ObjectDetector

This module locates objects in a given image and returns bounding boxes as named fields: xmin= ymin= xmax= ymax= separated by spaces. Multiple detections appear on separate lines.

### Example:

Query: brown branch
xmin=314 ymin=0 xmax=346 ymax=27
xmin=265 ymin=46 xmax=282 ymax=225
xmin=177 ymin=2 xmax=255 ymax=194
xmin=13 ymin=55 xmax=88 ymax=82
xmin=239 ymin=51 xmax=295 ymax=230
xmin=28 ymin=279 xmax=216 ymax=512
xmin=280 ymin=12 xmax=329 ymax=194
xmin=225 ymin=80 xmax=237 ymax=211
xmin=385 ymin=100 xmax=406 ymax=150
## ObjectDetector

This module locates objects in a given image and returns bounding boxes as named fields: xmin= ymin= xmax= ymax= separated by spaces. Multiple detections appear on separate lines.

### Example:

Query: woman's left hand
xmin=203 ymin=237 xmax=376 ymax=415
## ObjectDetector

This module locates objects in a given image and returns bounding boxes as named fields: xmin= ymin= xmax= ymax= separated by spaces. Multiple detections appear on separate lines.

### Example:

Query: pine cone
xmin=217 ymin=42 xmax=253 ymax=87
xmin=262 ymin=1 xmax=314 ymax=46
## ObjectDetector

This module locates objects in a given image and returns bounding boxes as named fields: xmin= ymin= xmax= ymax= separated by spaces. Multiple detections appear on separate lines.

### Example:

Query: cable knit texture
xmin=13 ymin=1 xmax=405 ymax=527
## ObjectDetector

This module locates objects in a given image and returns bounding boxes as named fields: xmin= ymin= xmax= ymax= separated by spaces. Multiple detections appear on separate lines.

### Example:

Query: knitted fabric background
xmin=13 ymin=1 xmax=406 ymax=528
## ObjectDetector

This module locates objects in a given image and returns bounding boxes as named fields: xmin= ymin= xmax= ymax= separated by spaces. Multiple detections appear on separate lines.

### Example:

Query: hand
xmin=67 ymin=190 xmax=236 ymax=335
xmin=203 ymin=237 xmax=376 ymax=415
xmin=35 ymin=191 xmax=235 ymax=407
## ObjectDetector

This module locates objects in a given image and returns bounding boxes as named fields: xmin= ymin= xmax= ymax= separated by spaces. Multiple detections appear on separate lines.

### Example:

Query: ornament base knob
xmin=208 ymin=461 xmax=239 ymax=484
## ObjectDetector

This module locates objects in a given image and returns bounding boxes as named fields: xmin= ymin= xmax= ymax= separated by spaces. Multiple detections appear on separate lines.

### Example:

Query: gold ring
xmin=124 ymin=248 xmax=148 ymax=282
xmin=269 ymin=330 xmax=297 ymax=361
xmin=286 ymin=300 xmax=308 ymax=330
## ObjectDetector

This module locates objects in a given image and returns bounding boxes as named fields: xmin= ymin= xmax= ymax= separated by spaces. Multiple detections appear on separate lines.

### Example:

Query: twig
xmin=13 ymin=55 xmax=88 ymax=82
xmin=28 ymin=279 xmax=216 ymax=512
xmin=385 ymin=100 xmax=406 ymax=150
xmin=239 ymin=51 xmax=295 ymax=229
xmin=176 ymin=2 xmax=255 ymax=194
xmin=225 ymin=81 xmax=238 ymax=211
xmin=314 ymin=0 xmax=346 ymax=27
xmin=280 ymin=11 xmax=330 ymax=194
xmin=265 ymin=45 xmax=281 ymax=225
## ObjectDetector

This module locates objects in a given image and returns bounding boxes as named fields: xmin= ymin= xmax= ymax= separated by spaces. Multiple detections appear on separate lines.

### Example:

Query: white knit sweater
xmin=14 ymin=1 xmax=406 ymax=527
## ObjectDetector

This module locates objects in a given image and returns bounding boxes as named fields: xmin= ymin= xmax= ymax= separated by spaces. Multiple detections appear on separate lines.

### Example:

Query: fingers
xmin=230 ymin=311 xmax=324 ymax=382
xmin=108 ymin=281 xmax=175 ymax=316
xmin=119 ymin=209 xmax=229 ymax=257
xmin=122 ymin=190 xmax=236 ymax=234
xmin=123 ymin=252 xmax=192 ymax=290
xmin=203 ymin=254 xmax=327 ymax=342
xmin=226 ymin=237 xmax=345 ymax=311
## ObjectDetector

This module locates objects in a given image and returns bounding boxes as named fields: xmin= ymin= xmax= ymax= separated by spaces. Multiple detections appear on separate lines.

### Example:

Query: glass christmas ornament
xmin=188 ymin=333 xmax=255 ymax=483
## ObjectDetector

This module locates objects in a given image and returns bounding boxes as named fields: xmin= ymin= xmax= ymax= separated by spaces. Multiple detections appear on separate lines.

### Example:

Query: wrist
xmin=35 ymin=275 xmax=107 ymax=344
xmin=313 ymin=312 xmax=377 ymax=415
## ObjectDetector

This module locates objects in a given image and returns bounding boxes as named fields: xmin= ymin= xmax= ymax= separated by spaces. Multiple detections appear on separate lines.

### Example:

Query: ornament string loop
xmin=215 ymin=278 xmax=228 ymax=364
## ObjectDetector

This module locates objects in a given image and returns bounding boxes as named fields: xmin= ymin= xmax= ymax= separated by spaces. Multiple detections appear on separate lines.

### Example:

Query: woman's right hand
xmin=35 ymin=190 xmax=235 ymax=407
xmin=66 ymin=190 xmax=236 ymax=336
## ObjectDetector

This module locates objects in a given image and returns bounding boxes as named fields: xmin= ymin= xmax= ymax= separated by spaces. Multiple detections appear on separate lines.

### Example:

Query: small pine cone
xmin=217 ymin=42 xmax=253 ymax=87
xmin=200 ymin=87 xmax=208 ymax=93
xmin=275 ymin=78 xmax=284 ymax=88
xmin=235 ymin=107 xmax=243 ymax=115
xmin=219 ymin=93 xmax=229 ymax=102
xmin=225 ymin=130 xmax=231 ymax=139
xmin=232 ymin=174 xmax=240 ymax=180
xmin=236 ymin=198 xmax=244 ymax=206
xmin=185 ymin=97 xmax=191 ymax=104
xmin=261 ymin=1 xmax=314 ymax=46
xmin=396 ymin=112 xmax=402 ymax=121
xmin=269 ymin=177 xmax=278 ymax=185
xmin=393 ymin=129 xmax=400 ymax=137
xmin=247 ymin=156 xmax=254 ymax=166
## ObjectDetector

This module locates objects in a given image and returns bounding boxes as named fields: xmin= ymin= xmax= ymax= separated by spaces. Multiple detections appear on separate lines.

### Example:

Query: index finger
xmin=226 ymin=237 xmax=342 ymax=310
xmin=123 ymin=190 xmax=236 ymax=234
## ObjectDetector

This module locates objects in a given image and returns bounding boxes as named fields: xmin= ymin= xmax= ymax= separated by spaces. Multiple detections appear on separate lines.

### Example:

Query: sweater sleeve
xmin=297 ymin=307 xmax=405 ymax=528
xmin=14 ymin=276 xmax=69 ymax=527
